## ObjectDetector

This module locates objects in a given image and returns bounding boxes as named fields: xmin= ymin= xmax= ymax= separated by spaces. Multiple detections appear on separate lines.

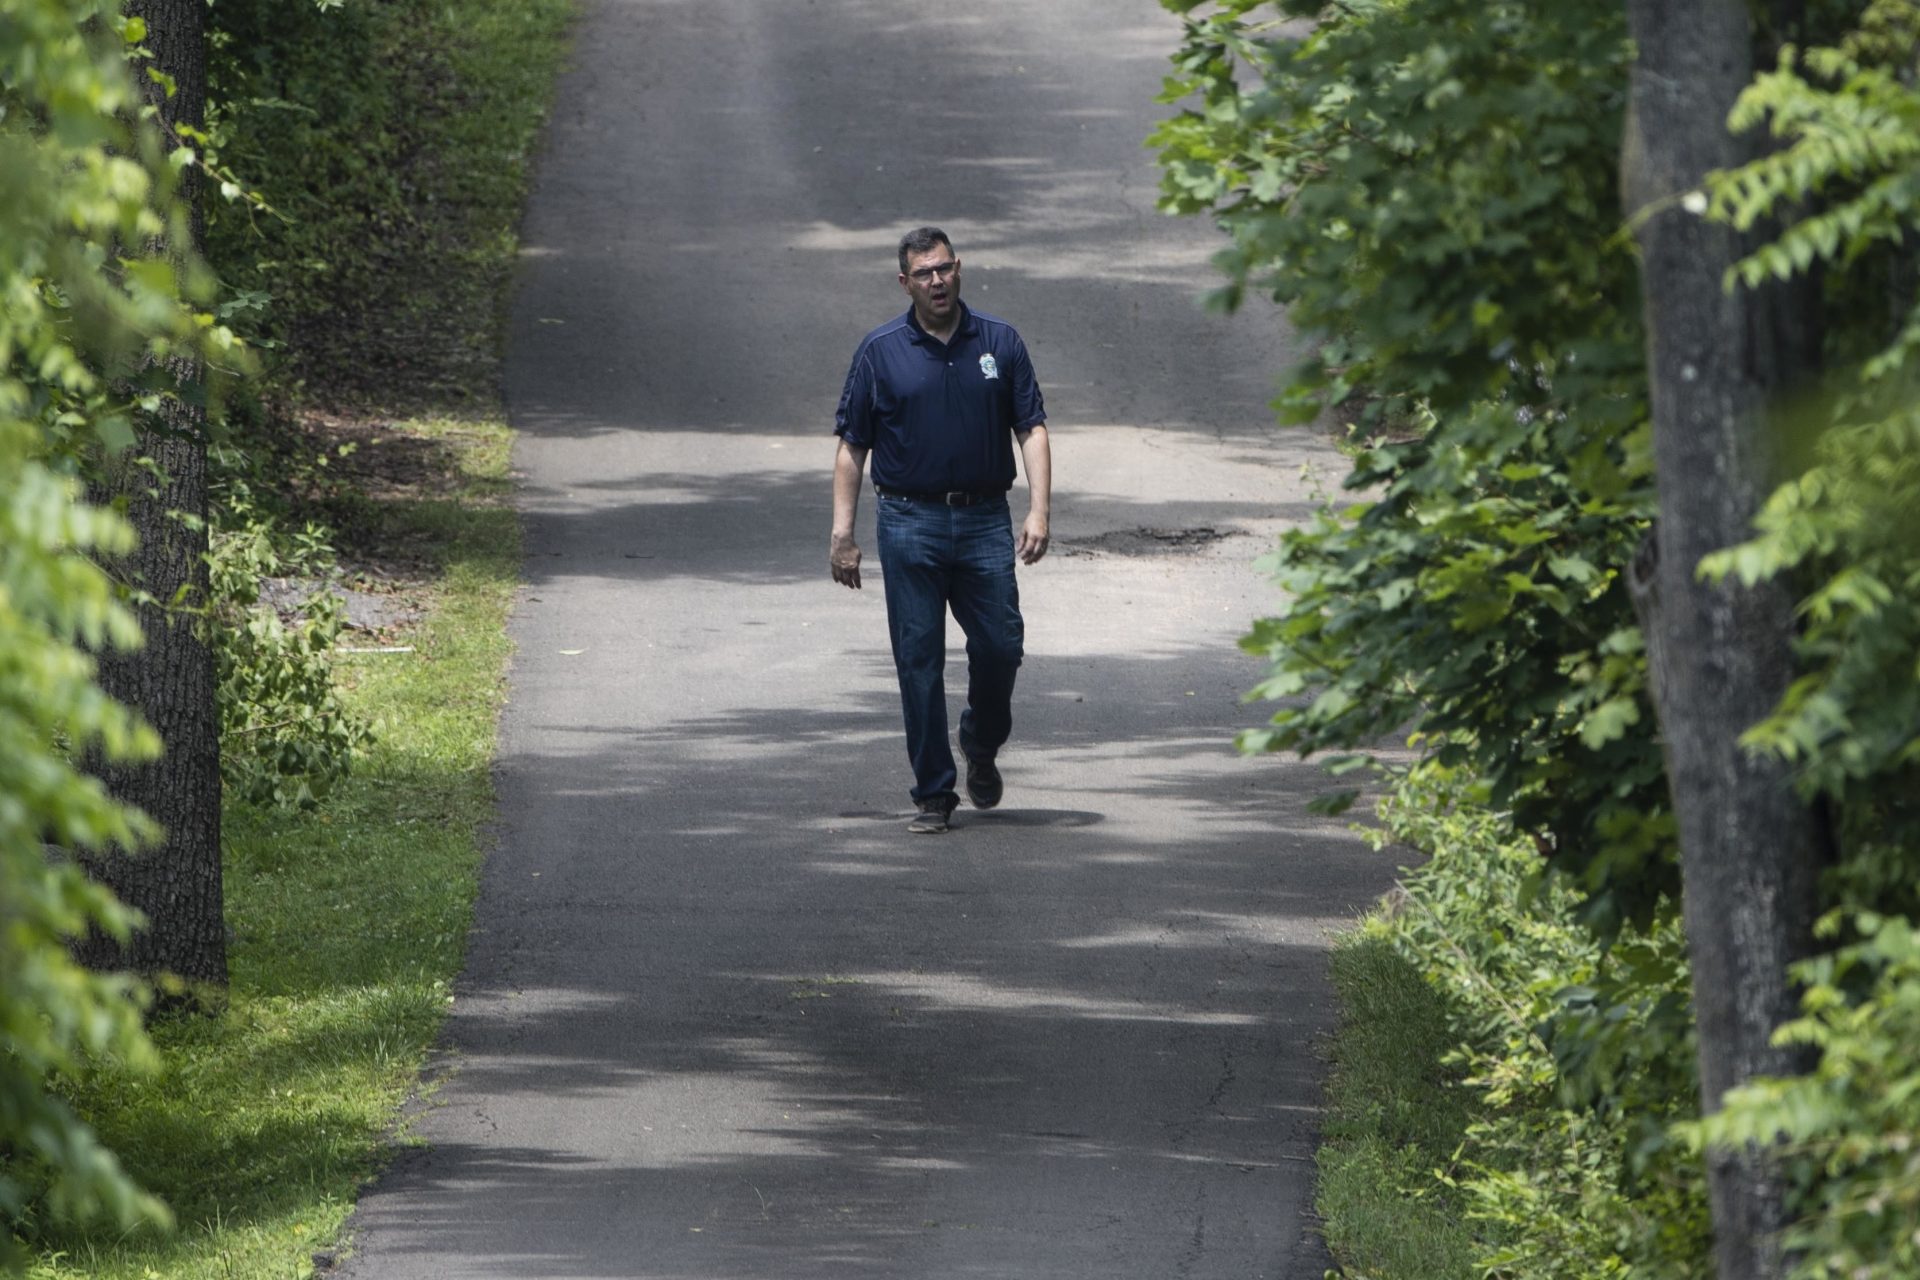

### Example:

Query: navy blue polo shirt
xmin=834 ymin=303 xmax=1046 ymax=493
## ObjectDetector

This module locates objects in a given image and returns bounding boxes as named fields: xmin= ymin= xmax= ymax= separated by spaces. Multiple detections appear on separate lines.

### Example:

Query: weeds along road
xmin=340 ymin=3 xmax=1398 ymax=1277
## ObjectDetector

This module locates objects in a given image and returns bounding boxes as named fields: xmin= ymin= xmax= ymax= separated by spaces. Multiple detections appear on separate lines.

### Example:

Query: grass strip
xmin=1315 ymin=926 xmax=1478 ymax=1280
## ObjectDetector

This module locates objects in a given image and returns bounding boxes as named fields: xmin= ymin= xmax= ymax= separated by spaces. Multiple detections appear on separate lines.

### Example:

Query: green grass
xmin=30 ymin=420 xmax=517 ymax=1280
xmin=1316 ymin=926 xmax=1479 ymax=1280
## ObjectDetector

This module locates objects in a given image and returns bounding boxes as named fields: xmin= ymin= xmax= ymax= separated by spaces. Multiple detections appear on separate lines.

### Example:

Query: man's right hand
xmin=830 ymin=531 xmax=863 ymax=590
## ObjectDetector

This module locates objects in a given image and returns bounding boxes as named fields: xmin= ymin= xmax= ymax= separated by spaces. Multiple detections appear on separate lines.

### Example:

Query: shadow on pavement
xmin=338 ymin=637 xmax=1396 ymax=1276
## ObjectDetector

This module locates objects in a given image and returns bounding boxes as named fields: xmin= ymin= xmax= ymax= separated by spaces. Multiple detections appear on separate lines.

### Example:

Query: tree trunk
xmin=80 ymin=0 xmax=225 ymax=993
xmin=1621 ymin=2 xmax=1826 ymax=1277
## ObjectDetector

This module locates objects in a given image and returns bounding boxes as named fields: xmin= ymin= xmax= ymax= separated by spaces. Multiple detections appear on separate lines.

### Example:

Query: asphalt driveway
xmin=339 ymin=3 xmax=1397 ymax=1276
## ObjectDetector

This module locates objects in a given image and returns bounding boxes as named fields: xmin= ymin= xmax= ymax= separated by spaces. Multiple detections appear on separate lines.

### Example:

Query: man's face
xmin=899 ymin=243 xmax=961 ymax=328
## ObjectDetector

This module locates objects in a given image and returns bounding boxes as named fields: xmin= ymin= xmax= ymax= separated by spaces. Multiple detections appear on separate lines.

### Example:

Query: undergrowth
xmin=1318 ymin=762 xmax=1707 ymax=1280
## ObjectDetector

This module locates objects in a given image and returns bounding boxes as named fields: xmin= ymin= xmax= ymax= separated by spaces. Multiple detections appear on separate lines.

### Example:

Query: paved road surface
xmin=340 ymin=2 xmax=1397 ymax=1276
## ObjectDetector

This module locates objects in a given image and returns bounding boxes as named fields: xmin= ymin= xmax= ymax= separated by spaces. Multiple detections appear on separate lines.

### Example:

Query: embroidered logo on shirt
xmin=978 ymin=354 xmax=1000 ymax=381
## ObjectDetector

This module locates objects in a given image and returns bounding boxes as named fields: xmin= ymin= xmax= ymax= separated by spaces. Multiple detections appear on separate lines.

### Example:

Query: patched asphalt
xmin=337 ymin=3 xmax=1398 ymax=1276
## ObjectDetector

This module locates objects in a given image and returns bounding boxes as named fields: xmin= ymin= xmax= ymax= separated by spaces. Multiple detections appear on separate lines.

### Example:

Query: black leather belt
xmin=874 ymin=484 xmax=1002 ymax=507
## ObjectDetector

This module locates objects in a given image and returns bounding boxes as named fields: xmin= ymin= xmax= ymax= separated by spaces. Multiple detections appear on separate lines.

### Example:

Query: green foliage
xmin=7 ymin=0 xmax=565 ymax=1268
xmin=1699 ymin=3 xmax=1920 ymax=925
xmin=185 ymin=0 xmax=580 ymax=805
xmin=1151 ymin=0 xmax=1640 ymax=426
xmin=184 ymin=0 xmax=573 ymax=801
xmin=14 ymin=0 xmax=571 ymax=1267
xmin=201 ymin=0 xmax=567 ymax=408
xmin=1708 ymin=35 xmax=1920 ymax=293
xmin=1 ymin=0 xmax=252 ymax=1263
xmin=29 ymin=422 xmax=523 ymax=1280
xmin=1685 ymin=9 xmax=1920 ymax=1271
xmin=1687 ymin=912 xmax=1920 ymax=1280
xmin=206 ymin=482 xmax=371 ymax=811
xmin=1153 ymin=0 xmax=1671 ymax=930
xmin=1368 ymin=764 xmax=1710 ymax=1278
xmin=1158 ymin=0 xmax=1920 ymax=1276
xmin=2 ymin=2 xmax=226 ymax=455
xmin=197 ymin=0 xmax=403 ymax=373
xmin=0 ymin=427 xmax=172 ymax=1270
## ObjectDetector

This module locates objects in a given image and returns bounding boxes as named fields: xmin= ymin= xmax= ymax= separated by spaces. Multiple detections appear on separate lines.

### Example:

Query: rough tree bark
xmin=80 ymin=0 xmax=226 ymax=992
xmin=1621 ymin=2 xmax=1825 ymax=1277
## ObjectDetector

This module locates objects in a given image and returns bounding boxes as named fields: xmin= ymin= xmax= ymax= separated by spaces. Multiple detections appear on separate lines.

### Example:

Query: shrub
xmin=206 ymin=492 xmax=371 ymax=810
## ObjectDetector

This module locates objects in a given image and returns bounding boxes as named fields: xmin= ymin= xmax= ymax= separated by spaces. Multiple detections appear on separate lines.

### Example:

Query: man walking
xmin=829 ymin=227 xmax=1052 ymax=834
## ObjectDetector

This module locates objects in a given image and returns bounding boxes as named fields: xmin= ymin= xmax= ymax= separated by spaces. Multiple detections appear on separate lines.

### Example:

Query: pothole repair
xmin=1057 ymin=526 xmax=1241 ymax=558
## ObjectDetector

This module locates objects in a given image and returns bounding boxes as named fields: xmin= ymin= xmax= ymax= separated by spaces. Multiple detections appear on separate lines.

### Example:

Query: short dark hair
xmin=898 ymin=226 xmax=954 ymax=274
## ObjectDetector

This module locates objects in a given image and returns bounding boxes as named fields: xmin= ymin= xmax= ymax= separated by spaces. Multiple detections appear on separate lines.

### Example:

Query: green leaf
xmin=1580 ymin=697 xmax=1640 ymax=750
xmin=1307 ymin=788 xmax=1362 ymax=816
xmin=94 ymin=414 xmax=136 ymax=453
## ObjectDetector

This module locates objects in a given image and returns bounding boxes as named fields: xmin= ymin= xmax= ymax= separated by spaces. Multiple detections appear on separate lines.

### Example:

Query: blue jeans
xmin=875 ymin=493 xmax=1025 ymax=807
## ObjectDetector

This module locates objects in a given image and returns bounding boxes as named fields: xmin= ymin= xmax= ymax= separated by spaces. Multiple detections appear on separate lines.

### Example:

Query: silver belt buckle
xmin=943 ymin=491 xmax=968 ymax=506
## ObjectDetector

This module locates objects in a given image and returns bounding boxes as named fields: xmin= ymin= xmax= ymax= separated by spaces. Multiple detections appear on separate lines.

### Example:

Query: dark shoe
xmin=965 ymin=752 xmax=1003 ymax=810
xmin=909 ymin=797 xmax=956 ymax=835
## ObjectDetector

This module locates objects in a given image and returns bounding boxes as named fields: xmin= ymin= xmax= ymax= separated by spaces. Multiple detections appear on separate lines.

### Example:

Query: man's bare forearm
xmin=1015 ymin=425 xmax=1051 ymax=564
xmin=833 ymin=439 xmax=868 ymax=535
xmin=1018 ymin=425 xmax=1050 ymax=514
xmin=830 ymin=439 xmax=869 ymax=588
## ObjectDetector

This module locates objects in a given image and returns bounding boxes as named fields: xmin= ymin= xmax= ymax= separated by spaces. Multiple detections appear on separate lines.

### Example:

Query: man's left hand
xmin=1017 ymin=513 xmax=1050 ymax=565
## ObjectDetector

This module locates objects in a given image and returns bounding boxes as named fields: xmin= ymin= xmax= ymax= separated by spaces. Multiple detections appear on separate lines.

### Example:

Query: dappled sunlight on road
xmin=340 ymin=0 xmax=1394 ymax=1275
xmin=818 ymin=970 xmax=1264 ymax=1028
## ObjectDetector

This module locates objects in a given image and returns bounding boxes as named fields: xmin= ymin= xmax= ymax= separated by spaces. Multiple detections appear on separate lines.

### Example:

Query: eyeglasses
xmin=907 ymin=259 xmax=959 ymax=282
